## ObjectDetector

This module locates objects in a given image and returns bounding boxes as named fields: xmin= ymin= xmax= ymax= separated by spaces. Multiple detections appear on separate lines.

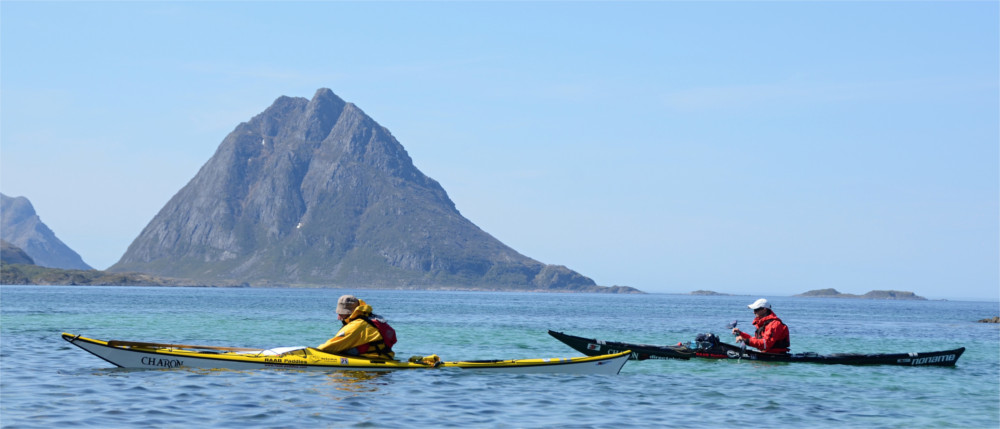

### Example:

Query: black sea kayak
xmin=548 ymin=330 xmax=965 ymax=367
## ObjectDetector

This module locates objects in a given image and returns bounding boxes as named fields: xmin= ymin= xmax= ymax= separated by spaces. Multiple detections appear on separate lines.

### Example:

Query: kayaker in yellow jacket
xmin=317 ymin=295 xmax=395 ymax=359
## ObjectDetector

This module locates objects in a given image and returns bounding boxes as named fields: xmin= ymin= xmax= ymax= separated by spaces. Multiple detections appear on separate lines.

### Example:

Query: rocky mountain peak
xmin=109 ymin=89 xmax=630 ymax=292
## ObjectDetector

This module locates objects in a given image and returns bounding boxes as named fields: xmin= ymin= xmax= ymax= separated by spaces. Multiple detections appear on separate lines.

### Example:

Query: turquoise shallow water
xmin=1 ymin=286 xmax=998 ymax=428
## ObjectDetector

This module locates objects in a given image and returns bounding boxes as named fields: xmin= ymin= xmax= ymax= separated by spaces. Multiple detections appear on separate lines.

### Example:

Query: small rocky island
xmin=689 ymin=290 xmax=733 ymax=296
xmin=795 ymin=288 xmax=926 ymax=300
xmin=977 ymin=316 xmax=999 ymax=323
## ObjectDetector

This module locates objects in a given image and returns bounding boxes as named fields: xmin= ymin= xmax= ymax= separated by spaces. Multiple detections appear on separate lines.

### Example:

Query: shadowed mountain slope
xmin=1 ymin=240 xmax=35 ymax=265
xmin=1 ymin=194 xmax=92 ymax=270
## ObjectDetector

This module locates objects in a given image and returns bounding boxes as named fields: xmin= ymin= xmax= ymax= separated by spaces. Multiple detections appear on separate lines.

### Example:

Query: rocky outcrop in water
xmin=689 ymin=290 xmax=732 ymax=296
xmin=796 ymin=288 xmax=926 ymax=300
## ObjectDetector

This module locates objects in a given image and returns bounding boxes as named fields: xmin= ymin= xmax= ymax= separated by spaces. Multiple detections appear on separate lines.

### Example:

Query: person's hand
xmin=735 ymin=336 xmax=745 ymax=343
xmin=731 ymin=327 xmax=740 ymax=336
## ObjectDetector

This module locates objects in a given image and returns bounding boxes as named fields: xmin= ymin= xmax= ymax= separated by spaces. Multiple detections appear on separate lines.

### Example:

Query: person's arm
xmin=317 ymin=321 xmax=366 ymax=353
xmin=733 ymin=328 xmax=751 ymax=342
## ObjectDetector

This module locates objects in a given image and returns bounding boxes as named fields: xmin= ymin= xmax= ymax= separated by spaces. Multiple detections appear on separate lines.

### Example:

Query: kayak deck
xmin=63 ymin=333 xmax=630 ymax=374
xmin=703 ymin=341 xmax=966 ymax=366
xmin=548 ymin=330 xmax=965 ymax=367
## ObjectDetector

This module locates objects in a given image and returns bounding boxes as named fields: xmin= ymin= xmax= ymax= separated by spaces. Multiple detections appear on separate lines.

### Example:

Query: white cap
xmin=748 ymin=298 xmax=771 ymax=310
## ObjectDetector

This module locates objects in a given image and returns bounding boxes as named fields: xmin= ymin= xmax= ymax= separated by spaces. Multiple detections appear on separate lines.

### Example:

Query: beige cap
xmin=336 ymin=295 xmax=360 ymax=315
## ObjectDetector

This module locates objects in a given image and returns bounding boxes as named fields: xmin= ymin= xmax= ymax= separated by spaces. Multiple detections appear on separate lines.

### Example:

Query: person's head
xmin=336 ymin=295 xmax=360 ymax=320
xmin=747 ymin=298 xmax=772 ymax=317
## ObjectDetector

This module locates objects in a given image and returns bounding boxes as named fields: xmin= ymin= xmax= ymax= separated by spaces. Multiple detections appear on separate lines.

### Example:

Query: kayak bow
xmin=547 ymin=330 xmax=695 ymax=360
xmin=63 ymin=333 xmax=630 ymax=375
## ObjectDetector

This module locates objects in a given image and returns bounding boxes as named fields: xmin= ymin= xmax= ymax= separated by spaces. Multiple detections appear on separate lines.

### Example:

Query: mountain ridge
xmin=0 ymin=194 xmax=92 ymax=270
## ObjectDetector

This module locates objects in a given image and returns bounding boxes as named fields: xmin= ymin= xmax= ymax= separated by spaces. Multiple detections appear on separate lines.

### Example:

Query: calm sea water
xmin=1 ymin=286 xmax=997 ymax=428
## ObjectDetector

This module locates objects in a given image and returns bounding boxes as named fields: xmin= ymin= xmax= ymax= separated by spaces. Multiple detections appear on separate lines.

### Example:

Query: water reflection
xmin=321 ymin=370 xmax=388 ymax=393
xmin=300 ymin=370 xmax=392 ymax=406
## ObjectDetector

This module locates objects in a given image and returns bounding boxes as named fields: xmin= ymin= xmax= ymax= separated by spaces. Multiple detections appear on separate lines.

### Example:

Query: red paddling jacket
xmin=737 ymin=312 xmax=790 ymax=354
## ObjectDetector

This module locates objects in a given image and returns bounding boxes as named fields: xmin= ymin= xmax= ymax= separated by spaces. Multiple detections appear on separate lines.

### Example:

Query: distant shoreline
xmin=688 ymin=288 xmax=929 ymax=301
xmin=0 ymin=263 xmax=643 ymax=294
xmin=689 ymin=290 xmax=734 ymax=296
xmin=794 ymin=288 xmax=926 ymax=300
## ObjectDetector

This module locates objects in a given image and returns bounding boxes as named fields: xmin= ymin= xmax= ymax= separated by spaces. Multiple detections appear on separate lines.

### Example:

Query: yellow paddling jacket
xmin=317 ymin=300 xmax=394 ymax=359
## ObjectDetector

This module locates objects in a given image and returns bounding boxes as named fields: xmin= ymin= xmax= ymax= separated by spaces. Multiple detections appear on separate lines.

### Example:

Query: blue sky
xmin=2 ymin=2 xmax=997 ymax=300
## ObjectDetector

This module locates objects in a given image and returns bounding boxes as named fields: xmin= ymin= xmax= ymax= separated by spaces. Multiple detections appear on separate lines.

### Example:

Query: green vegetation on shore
xmin=0 ymin=263 xmax=195 ymax=287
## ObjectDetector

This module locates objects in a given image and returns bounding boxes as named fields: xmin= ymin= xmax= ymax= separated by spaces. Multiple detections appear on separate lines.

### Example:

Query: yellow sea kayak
xmin=62 ymin=333 xmax=630 ymax=375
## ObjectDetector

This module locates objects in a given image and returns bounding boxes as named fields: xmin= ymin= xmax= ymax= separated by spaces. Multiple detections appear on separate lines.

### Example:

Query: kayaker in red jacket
xmin=732 ymin=298 xmax=790 ymax=354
